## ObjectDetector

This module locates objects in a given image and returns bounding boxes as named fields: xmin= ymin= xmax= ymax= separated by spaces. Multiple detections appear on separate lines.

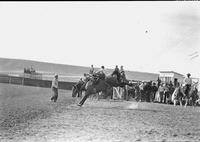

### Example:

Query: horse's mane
xmin=190 ymin=83 xmax=198 ymax=93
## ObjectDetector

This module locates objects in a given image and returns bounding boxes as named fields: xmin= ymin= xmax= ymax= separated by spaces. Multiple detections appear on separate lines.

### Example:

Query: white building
xmin=159 ymin=71 xmax=185 ymax=84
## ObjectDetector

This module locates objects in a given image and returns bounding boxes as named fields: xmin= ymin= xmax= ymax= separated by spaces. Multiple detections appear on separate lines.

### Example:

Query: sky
xmin=0 ymin=2 xmax=200 ymax=78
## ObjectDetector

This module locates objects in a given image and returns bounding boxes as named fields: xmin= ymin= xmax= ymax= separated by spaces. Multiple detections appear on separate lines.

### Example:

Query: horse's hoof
xmin=77 ymin=104 xmax=82 ymax=107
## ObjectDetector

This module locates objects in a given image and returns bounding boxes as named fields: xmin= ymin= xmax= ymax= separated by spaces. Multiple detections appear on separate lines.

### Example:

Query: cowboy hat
xmin=187 ymin=73 xmax=191 ymax=76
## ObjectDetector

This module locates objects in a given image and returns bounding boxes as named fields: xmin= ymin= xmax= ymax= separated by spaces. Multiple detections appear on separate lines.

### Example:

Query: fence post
xmin=22 ymin=77 xmax=24 ymax=86
xmin=9 ymin=76 xmax=11 ymax=84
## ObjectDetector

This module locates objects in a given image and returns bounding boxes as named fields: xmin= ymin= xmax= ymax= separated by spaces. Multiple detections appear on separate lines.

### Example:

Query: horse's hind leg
xmin=180 ymin=100 xmax=182 ymax=107
xmin=173 ymin=100 xmax=176 ymax=106
xmin=184 ymin=99 xmax=188 ymax=108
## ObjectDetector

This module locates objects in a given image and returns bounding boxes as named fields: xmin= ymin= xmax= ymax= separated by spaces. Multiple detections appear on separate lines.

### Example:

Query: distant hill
xmin=0 ymin=57 xmax=159 ymax=82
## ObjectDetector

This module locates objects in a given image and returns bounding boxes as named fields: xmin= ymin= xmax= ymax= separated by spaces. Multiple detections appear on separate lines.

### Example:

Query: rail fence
xmin=0 ymin=74 xmax=76 ymax=90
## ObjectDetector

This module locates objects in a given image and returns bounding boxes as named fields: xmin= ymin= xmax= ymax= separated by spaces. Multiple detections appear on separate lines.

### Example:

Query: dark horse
xmin=187 ymin=84 xmax=199 ymax=107
xmin=77 ymin=75 xmax=131 ymax=106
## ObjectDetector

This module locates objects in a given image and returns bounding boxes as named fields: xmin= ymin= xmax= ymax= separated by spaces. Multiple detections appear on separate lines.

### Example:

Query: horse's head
xmin=72 ymin=80 xmax=86 ymax=97
xmin=180 ymin=84 xmax=186 ymax=92
xmin=189 ymin=83 xmax=198 ymax=95
xmin=72 ymin=84 xmax=78 ymax=97
xmin=112 ymin=74 xmax=117 ymax=79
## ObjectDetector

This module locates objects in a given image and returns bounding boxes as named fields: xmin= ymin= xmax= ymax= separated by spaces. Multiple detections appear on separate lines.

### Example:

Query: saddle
xmin=92 ymin=73 xmax=106 ymax=84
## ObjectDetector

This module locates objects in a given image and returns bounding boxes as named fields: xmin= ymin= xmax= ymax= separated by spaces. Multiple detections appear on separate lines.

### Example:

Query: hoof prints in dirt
xmin=0 ymin=108 xmax=51 ymax=130
xmin=0 ymin=98 xmax=75 ymax=131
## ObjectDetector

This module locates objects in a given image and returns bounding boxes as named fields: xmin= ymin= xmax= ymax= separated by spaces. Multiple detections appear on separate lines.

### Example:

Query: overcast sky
xmin=0 ymin=2 xmax=200 ymax=77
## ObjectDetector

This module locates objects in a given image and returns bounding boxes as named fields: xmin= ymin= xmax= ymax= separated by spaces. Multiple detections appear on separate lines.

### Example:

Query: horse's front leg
xmin=189 ymin=96 xmax=194 ymax=107
xmin=179 ymin=99 xmax=183 ymax=107
xmin=96 ymin=92 xmax=101 ymax=101
xmin=184 ymin=98 xmax=188 ymax=108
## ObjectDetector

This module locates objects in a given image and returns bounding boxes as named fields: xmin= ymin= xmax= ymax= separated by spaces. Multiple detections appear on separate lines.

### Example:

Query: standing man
xmin=89 ymin=64 xmax=95 ymax=75
xmin=111 ymin=65 xmax=121 ymax=82
xmin=120 ymin=66 xmax=126 ymax=83
xmin=143 ymin=81 xmax=152 ymax=102
xmin=139 ymin=82 xmax=145 ymax=102
xmin=51 ymin=74 xmax=59 ymax=102
xmin=120 ymin=66 xmax=128 ymax=100
xmin=157 ymin=77 xmax=161 ymax=88
xmin=158 ymin=83 xmax=165 ymax=103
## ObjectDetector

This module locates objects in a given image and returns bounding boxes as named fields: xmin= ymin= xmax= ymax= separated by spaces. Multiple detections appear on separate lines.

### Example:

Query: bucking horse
xmin=74 ymin=73 xmax=132 ymax=107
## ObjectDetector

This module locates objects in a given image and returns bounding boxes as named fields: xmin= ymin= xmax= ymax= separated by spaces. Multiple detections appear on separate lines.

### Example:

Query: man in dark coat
xmin=151 ymin=82 xmax=158 ymax=102
xmin=143 ymin=81 xmax=152 ymax=102
xmin=111 ymin=65 xmax=121 ymax=83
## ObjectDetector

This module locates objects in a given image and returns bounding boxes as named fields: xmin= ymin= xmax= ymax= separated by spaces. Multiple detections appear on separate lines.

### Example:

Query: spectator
xmin=143 ymin=81 xmax=152 ymax=102
xmin=151 ymin=82 xmax=158 ymax=102
xmin=157 ymin=77 xmax=161 ymax=88
xmin=111 ymin=65 xmax=121 ymax=82
xmin=163 ymin=83 xmax=170 ymax=104
xmin=50 ymin=74 xmax=59 ymax=102
xmin=134 ymin=83 xmax=141 ymax=101
xmin=89 ymin=64 xmax=94 ymax=75
xmin=139 ymin=82 xmax=145 ymax=102
xmin=120 ymin=66 xmax=126 ymax=83
xmin=158 ymin=83 xmax=165 ymax=103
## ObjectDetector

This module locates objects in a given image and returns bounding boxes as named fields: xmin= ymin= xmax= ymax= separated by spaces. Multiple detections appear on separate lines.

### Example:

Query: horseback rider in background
xmin=184 ymin=73 xmax=192 ymax=99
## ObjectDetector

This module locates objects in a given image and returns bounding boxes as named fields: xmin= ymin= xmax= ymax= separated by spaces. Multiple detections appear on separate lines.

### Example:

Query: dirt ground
xmin=0 ymin=83 xmax=200 ymax=142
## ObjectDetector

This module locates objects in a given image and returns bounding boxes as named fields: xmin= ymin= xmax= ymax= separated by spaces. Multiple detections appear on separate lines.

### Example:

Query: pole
xmin=9 ymin=76 xmax=11 ymax=84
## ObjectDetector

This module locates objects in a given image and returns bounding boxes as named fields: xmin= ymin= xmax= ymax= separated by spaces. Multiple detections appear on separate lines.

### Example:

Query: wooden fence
xmin=0 ymin=74 xmax=76 ymax=90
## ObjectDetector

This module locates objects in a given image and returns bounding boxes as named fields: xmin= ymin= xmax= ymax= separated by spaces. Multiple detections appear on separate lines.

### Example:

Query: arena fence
xmin=0 ymin=74 xmax=76 ymax=90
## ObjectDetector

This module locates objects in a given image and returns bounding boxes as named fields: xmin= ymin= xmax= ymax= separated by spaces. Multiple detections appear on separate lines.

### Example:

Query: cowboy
xmin=97 ymin=66 xmax=105 ymax=74
xmin=95 ymin=66 xmax=106 ymax=80
xmin=50 ymin=74 xmax=59 ymax=102
xmin=183 ymin=73 xmax=192 ymax=98
xmin=79 ymin=73 xmax=91 ymax=91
